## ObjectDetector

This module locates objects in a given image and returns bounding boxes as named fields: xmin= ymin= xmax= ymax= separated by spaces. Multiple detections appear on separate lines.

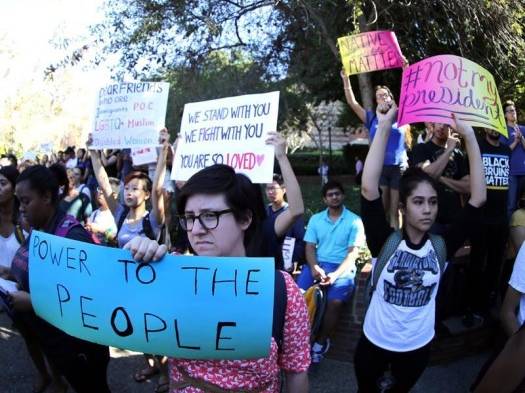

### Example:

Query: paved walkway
xmin=1 ymin=312 xmax=489 ymax=392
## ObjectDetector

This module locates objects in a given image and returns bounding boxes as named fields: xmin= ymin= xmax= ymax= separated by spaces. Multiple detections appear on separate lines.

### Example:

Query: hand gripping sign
xmin=28 ymin=231 xmax=274 ymax=360
xmin=172 ymin=92 xmax=279 ymax=184
xmin=338 ymin=31 xmax=404 ymax=75
xmin=397 ymin=55 xmax=507 ymax=136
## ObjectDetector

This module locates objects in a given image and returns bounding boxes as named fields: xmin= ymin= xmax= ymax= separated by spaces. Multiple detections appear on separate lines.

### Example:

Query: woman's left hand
xmin=124 ymin=236 xmax=168 ymax=262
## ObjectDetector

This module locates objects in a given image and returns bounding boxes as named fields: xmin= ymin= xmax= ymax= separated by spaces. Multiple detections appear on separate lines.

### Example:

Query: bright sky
xmin=0 ymin=0 xmax=113 ymax=150
xmin=0 ymin=0 xmax=109 ymax=93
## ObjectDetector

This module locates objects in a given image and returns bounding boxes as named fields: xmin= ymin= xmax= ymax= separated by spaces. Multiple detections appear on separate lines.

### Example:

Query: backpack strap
xmin=14 ymin=224 xmax=25 ymax=245
xmin=116 ymin=205 xmax=130 ymax=233
xmin=428 ymin=233 xmax=447 ymax=274
xmin=373 ymin=231 xmax=447 ymax=290
xmin=142 ymin=212 xmax=157 ymax=241
xmin=272 ymin=270 xmax=287 ymax=353
xmin=372 ymin=230 xmax=403 ymax=290
xmin=78 ymin=193 xmax=91 ymax=220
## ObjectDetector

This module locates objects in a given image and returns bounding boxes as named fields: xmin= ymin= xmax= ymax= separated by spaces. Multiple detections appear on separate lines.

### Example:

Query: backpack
xmin=63 ymin=187 xmax=91 ymax=222
xmin=365 ymin=230 xmax=447 ymax=306
xmin=116 ymin=206 xmax=166 ymax=244
xmin=272 ymin=269 xmax=287 ymax=353
xmin=303 ymin=284 xmax=327 ymax=342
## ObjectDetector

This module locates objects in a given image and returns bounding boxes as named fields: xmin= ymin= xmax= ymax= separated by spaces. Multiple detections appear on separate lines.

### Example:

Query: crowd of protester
xmin=1 ymin=78 xmax=525 ymax=393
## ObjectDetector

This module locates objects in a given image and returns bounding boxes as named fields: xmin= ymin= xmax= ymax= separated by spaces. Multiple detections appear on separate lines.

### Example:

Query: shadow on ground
xmin=1 ymin=312 xmax=488 ymax=392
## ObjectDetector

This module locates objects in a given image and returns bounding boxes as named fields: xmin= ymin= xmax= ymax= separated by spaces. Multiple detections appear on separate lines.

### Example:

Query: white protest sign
xmin=172 ymin=92 xmax=279 ymax=183
xmin=91 ymin=82 xmax=169 ymax=149
xmin=282 ymin=236 xmax=296 ymax=272
xmin=40 ymin=143 xmax=53 ymax=154
xmin=131 ymin=147 xmax=158 ymax=166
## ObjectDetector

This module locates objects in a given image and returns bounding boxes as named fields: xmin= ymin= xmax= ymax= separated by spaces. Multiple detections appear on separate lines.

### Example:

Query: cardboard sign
xmin=397 ymin=55 xmax=507 ymax=136
xmin=131 ymin=147 xmax=158 ymax=166
xmin=338 ymin=31 xmax=404 ymax=75
xmin=172 ymin=92 xmax=279 ymax=183
xmin=28 ymin=231 xmax=275 ymax=360
xmin=91 ymin=82 xmax=169 ymax=149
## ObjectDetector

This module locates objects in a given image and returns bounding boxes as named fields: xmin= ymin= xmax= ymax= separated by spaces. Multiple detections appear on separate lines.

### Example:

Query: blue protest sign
xmin=28 ymin=231 xmax=275 ymax=360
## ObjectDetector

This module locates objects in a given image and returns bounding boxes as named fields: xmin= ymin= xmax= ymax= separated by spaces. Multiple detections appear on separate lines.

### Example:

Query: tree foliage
xmin=96 ymin=0 xmax=525 ymax=128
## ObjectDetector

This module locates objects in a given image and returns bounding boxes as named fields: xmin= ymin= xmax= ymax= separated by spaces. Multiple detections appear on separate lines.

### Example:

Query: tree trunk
xmin=357 ymin=14 xmax=374 ymax=111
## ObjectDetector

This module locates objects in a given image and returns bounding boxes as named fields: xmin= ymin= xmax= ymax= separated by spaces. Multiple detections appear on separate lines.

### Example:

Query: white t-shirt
xmin=66 ymin=157 xmax=78 ymax=168
xmin=88 ymin=209 xmax=117 ymax=237
xmin=363 ymin=239 xmax=442 ymax=352
xmin=0 ymin=231 xmax=24 ymax=269
xmin=509 ymin=242 xmax=525 ymax=326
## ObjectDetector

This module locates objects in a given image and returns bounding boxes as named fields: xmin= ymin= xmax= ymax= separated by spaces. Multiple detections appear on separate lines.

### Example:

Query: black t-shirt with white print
xmin=478 ymin=137 xmax=510 ymax=222
xmin=360 ymin=194 xmax=481 ymax=351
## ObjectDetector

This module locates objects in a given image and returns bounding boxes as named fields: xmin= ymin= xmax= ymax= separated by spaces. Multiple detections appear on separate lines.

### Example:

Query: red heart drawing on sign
xmin=256 ymin=154 xmax=264 ymax=166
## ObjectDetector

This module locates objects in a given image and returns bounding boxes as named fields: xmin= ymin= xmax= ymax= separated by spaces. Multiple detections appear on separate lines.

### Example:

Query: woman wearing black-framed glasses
xmin=125 ymin=163 xmax=310 ymax=393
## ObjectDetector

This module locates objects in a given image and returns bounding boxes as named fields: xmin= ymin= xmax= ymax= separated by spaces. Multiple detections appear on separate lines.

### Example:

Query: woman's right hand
xmin=123 ymin=236 xmax=168 ymax=262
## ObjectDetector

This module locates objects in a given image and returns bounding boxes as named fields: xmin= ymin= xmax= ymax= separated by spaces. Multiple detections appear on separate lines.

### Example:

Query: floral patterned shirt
xmin=169 ymin=271 xmax=310 ymax=392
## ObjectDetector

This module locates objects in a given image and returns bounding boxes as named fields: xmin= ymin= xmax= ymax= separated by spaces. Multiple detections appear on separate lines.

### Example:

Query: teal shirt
xmin=304 ymin=206 xmax=365 ymax=264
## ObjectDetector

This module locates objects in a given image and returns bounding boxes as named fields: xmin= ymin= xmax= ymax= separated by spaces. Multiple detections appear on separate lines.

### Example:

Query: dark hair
xmin=16 ymin=165 xmax=60 ymax=204
xmin=124 ymin=171 xmax=152 ymax=193
xmin=6 ymin=154 xmax=17 ymax=167
xmin=503 ymin=100 xmax=515 ymax=113
xmin=48 ymin=164 xmax=69 ymax=200
xmin=0 ymin=165 xmax=20 ymax=223
xmin=398 ymin=167 xmax=439 ymax=206
xmin=375 ymin=85 xmax=394 ymax=99
xmin=176 ymin=164 xmax=266 ymax=257
xmin=0 ymin=165 xmax=20 ymax=188
xmin=322 ymin=180 xmax=345 ymax=197
xmin=68 ymin=166 xmax=85 ymax=178
xmin=272 ymin=173 xmax=284 ymax=186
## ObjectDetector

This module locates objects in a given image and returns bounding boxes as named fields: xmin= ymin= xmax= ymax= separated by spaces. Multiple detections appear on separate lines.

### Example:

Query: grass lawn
xmin=297 ymin=175 xmax=361 ymax=222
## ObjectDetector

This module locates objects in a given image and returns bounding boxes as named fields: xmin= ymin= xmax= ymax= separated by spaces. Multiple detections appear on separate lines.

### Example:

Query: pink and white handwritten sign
xmin=338 ymin=31 xmax=404 ymax=75
xmin=172 ymin=92 xmax=279 ymax=183
xmin=397 ymin=55 xmax=507 ymax=136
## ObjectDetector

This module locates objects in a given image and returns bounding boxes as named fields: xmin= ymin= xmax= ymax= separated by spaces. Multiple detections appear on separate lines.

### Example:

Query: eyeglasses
xmin=178 ymin=209 xmax=234 ymax=231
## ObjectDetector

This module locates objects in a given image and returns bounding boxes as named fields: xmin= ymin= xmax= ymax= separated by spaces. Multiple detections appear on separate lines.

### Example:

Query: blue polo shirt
xmin=304 ymin=206 xmax=365 ymax=264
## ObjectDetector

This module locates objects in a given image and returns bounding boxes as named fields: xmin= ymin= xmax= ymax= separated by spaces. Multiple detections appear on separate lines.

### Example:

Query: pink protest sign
xmin=397 ymin=55 xmax=507 ymax=136
xmin=338 ymin=31 xmax=404 ymax=75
